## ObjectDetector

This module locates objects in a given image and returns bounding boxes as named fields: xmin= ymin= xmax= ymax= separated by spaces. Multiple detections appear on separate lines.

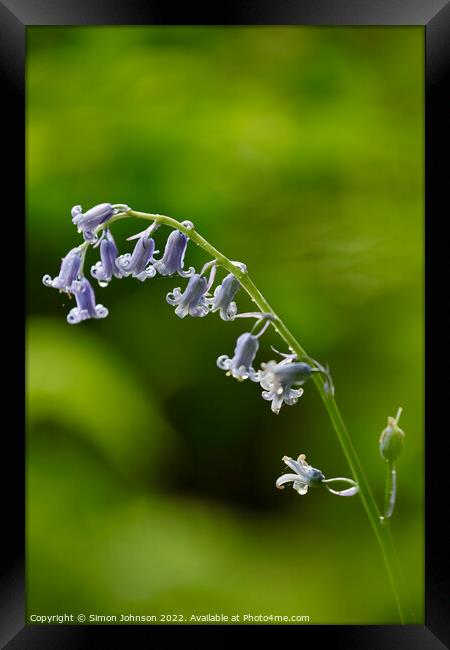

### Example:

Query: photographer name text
xmin=29 ymin=612 xmax=310 ymax=624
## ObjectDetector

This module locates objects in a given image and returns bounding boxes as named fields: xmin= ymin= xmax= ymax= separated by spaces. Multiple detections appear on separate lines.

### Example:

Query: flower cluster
xmin=43 ymin=202 xmax=359 ymax=508
xmin=43 ymin=202 xmax=333 ymax=418
xmin=43 ymin=200 xmax=419 ymax=571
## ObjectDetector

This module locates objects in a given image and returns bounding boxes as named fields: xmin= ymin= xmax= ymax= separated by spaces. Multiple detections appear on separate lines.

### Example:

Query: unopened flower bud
xmin=379 ymin=410 xmax=405 ymax=463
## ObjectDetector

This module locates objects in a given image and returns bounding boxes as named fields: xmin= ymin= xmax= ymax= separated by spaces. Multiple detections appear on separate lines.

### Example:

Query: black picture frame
xmin=2 ymin=1 xmax=448 ymax=646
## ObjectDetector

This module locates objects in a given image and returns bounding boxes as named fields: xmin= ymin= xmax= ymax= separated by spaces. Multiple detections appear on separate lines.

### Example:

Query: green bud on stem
xmin=379 ymin=408 xmax=405 ymax=463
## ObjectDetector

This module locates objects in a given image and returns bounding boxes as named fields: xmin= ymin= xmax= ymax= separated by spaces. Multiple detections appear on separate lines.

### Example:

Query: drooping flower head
xmin=71 ymin=203 xmax=114 ymax=242
xmin=217 ymin=332 xmax=262 ymax=381
xmin=260 ymin=359 xmax=315 ymax=414
xmin=153 ymin=229 xmax=194 ymax=277
xmin=276 ymin=454 xmax=358 ymax=497
xmin=116 ymin=232 xmax=156 ymax=282
xmin=207 ymin=273 xmax=240 ymax=321
xmin=67 ymin=277 xmax=108 ymax=325
xmin=42 ymin=247 xmax=82 ymax=294
xmin=91 ymin=230 xmax=124 ymax=286
xmin=166 ymin=274 xmax=209 ymax=318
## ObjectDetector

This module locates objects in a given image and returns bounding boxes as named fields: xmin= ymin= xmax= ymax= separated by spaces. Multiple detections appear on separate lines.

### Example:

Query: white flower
xmin=276 ymin=455 xmax=325 ymax=495
xmin=276 ymin=454 xmax=359 ymax=497
xmin=260 ymin=359 xmax=315 ymax=414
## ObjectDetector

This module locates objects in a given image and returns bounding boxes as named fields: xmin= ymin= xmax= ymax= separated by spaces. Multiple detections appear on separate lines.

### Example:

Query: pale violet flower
xmin=260 ymin=359 xmax=316 ymax=414
xmin=116 ymin=232 xmax=156 ymax=282
xmin=217 ymin=332 xmax=262 ymax=381
xmin=153 ymin=229 xmax=194 ymax=277
xmin=276 ymin=454 xmax=359 ymax=497
xmin=207 ymin=273 xmax=240 ymax=321
xmin=166 ymin=274 xmax=209 ymax=318
xmin=166 ymin=263 xmax=217 ymax=318
xmin=42 ymin=247 xmax=82 ymax=294
xmin=71 ymin=203 xmax=114 ymax=242
xmin=67 ymin=277 xmax=108 ymax=325
xmin=91 ymin=230 xmax=124 ymax=286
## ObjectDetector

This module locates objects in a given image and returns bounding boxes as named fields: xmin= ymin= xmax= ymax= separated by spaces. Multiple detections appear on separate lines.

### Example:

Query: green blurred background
xmin=26 ymin=26 xmax=424 ymax=624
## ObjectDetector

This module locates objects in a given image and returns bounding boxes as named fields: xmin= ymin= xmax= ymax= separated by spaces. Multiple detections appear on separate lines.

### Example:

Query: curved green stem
xmin=109 ymin=209 xmax=406 ymax=622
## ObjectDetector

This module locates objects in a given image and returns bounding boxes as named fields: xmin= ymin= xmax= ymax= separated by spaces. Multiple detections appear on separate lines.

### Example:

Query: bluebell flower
xmin=269 ymin=350 xmax=335 ymax=398
xmin=153 ymin=229 xmax=194 ymax=277
xmin=259 ymin=359 xmax=316 ymax=414
xmin=276 ymin=455 xmax=325 ymax=495
xmin=91 ymin=230 xmax=124 ymax=286
xmin=166 ymin=274 xmax=209 ymax=318
xmin=71 ymin=203 xmax=114 ymax=242
xmin=42 ymin=247 xmax=82 ymax=294
xmin=276 ymin=454 xmax=358 ymax=497
xmin=116 ymin=232 xmax=156 ymax=282
xmin=207 ymin=273 xmax=240 ymax=321
xmin=217 ymin=332 xmax=262 ymax=381
xmin=67 ymin=277 xmax=109 ymax=325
